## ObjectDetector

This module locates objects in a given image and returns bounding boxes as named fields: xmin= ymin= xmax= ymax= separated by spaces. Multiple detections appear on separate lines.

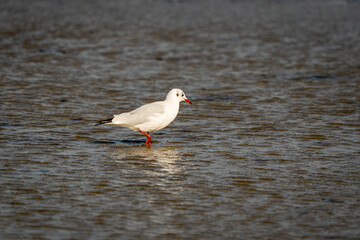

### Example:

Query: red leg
xmin=139 ymin=130 xmax=151 ymax=146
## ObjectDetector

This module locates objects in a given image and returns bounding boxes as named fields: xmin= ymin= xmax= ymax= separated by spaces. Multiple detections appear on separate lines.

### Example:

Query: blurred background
xmin=1 ymin=0 xmax=359 ymax=239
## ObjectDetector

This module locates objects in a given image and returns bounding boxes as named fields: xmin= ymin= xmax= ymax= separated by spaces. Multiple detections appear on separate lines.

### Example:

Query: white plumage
xmin=97 ymin=88 xmax=192 ymax=146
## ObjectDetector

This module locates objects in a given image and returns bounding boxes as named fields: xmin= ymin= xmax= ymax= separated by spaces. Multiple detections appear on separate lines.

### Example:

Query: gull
xmin=96 ymin=88 xmax=192 ymax=146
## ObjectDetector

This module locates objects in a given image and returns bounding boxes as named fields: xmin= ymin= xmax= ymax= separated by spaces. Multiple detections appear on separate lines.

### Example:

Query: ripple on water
xmin=1 ymin=0 xmax=360 ymax=239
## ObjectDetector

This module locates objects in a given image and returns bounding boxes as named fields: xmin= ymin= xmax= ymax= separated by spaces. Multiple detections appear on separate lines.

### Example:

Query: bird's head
xmin=167 ymin=88 xmax=192 ymax=104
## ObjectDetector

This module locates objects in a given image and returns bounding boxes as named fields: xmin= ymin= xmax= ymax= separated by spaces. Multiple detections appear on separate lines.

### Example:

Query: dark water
xmin=1 ymin=0 xmax=360 ymax=239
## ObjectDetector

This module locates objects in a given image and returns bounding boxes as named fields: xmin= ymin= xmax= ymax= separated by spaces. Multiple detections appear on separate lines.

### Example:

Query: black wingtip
xmin=96 ymin=118 xmax=113 ymax=126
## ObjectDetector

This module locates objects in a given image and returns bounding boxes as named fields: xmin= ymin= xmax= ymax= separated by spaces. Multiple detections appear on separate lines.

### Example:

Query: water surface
xmin=1 ymin=0 xmax=359 ymax=239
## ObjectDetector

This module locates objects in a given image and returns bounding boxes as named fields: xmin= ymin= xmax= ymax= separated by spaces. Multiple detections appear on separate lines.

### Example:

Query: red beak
xmin=184 ymin=98 xmax=192 ymax=104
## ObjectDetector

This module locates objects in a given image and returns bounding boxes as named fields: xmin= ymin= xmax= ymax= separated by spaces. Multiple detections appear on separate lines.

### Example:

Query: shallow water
xmin=1 ymin=0 xmax=360 ymax=239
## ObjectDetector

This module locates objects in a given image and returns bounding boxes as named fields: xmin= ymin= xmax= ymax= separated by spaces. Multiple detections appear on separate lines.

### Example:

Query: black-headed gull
xmin=97 ymin=88 xmax=192 ymax=146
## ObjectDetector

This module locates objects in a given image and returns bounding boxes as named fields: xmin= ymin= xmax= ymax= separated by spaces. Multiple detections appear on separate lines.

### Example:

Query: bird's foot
xmin=140 ymin=130 xmax=152 ymax=147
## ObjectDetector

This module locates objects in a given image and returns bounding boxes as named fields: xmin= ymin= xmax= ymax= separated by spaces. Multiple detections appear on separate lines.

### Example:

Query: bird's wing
xmin=112 ymin=101 xmax=166 ymax=126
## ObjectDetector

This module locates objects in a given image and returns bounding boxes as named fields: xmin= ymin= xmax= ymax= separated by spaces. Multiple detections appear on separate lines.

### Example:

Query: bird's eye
xmin=182 ymin=94 xmax=184 ymax=97
xmin=176 ymin=93 xmax=179 ymax=97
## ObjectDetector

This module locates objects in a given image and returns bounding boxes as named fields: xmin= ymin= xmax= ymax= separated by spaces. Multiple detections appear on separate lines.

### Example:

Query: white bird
xmin=96 ymin=88 xmax=192 ymax=146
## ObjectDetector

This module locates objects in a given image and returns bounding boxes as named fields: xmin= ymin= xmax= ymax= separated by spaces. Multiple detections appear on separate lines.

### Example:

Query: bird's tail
xmin=96 ymin=117 xmax=113 ymax=126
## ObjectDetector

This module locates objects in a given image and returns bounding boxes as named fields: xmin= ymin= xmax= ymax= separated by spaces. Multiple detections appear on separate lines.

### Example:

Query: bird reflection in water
xmin=111 ymin=146 xmax=183 ymax=175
